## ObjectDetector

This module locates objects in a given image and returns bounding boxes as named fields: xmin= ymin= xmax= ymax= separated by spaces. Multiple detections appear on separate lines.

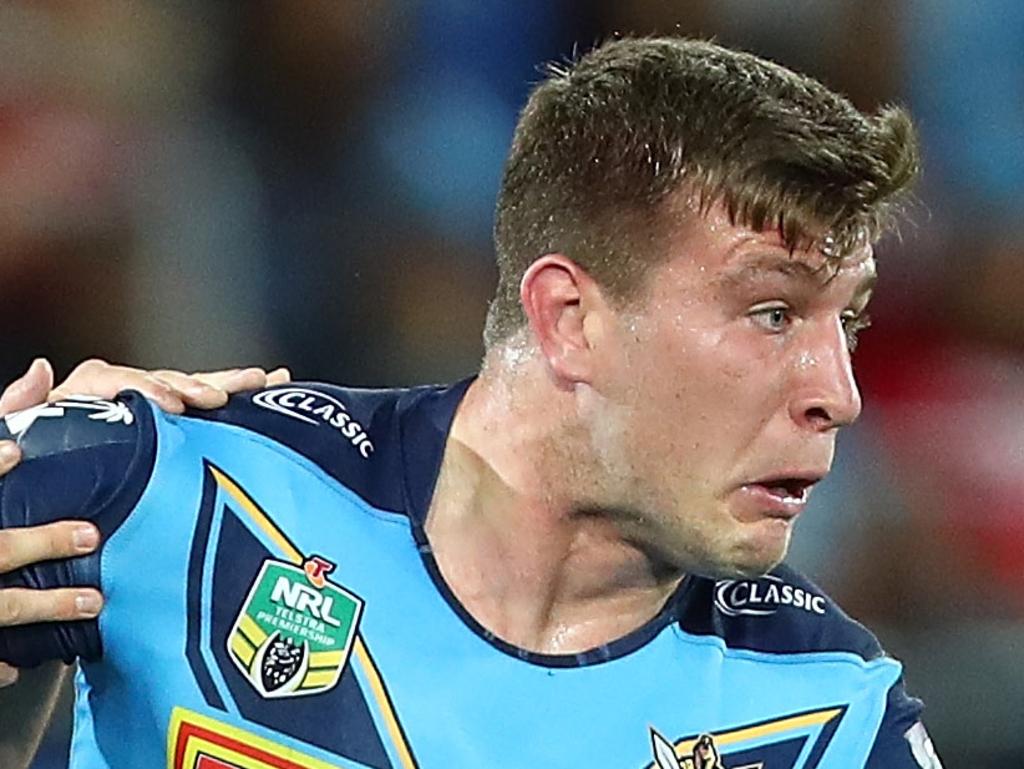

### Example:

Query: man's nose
xmin=788 ymin=318 xmax=863 ymax=431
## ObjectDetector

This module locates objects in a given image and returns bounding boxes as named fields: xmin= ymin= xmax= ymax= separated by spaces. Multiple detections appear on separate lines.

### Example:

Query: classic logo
xmin=3 ymin=395 xmax=133 ymax=438
xmin=227 ymin=556 xmax=363 ymax=698
xmin=252 ymin=387 xmax=374 ymax=458
xmin=714 ymin=575 xmax=826 ymax=617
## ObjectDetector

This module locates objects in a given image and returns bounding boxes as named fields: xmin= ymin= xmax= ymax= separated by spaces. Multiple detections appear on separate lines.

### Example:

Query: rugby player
xmin=0 ymin=38 xmax=942 ymax=768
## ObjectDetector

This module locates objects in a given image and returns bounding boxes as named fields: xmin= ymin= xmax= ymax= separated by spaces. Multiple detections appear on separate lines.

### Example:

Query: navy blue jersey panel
xmin=732 ymin=736 xmax=806 ymax=768
xmin=184 ymin=465 xmax=228 ymax=711
xmin=181 ymin=383 xmax=414 ymax=515
xmin=395 ymin=379 xmax=473 ymax=526
xmin=864 ymin=679 xmax=932 ymax=768
xmin=0 ymin=392 xmax=156 ymax=665
xmin=677 ymin=563 xmax=886 ymax=661
xmin=180 ymin=379 xmax=472 ymax=523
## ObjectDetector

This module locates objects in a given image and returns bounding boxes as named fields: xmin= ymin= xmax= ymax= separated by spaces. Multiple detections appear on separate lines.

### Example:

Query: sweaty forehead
xmin=718 ymin=246 xmax=876 ymax=290
xmin=664 ymin=205 xmax=876 ymax=286
xmin=648 ymin=203 xmax=879 ymax=310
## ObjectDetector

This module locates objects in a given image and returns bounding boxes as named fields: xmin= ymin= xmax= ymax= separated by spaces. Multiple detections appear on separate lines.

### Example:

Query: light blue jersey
xmin=0 ymin=382 xmax=939 ymax=768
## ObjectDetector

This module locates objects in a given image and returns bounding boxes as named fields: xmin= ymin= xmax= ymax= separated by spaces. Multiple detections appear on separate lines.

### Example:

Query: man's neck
xmin=422 ymin=366 xmax=682 ymax=655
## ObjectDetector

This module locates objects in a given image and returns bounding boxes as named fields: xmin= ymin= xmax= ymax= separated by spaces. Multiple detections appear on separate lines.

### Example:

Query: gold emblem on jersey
xmin=644 ymin=705 xmax=845 ymax=769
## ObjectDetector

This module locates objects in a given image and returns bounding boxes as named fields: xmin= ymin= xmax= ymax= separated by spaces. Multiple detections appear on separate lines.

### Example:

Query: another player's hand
xmin=42 ymin=357 xmax=291 ymax=414
xmin=0 ymin=358 xmax=291 ymax=688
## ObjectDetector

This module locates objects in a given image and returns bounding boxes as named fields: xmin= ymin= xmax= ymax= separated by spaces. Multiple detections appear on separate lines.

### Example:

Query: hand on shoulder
xmin=0 ymin=357 xmax=290 ymax=687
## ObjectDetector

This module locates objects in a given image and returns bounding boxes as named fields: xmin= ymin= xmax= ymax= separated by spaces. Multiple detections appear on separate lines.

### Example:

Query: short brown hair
xmin=485 ymin=37 xmax=919 ymax=347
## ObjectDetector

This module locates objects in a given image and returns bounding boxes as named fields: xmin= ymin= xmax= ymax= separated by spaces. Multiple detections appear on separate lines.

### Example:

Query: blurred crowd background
xmin=0 ymin=1 xmax=1021 ymax=767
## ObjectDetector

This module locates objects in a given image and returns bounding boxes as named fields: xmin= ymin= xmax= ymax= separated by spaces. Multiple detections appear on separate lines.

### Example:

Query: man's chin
xmin=697 ymin=527 xmax=791 ymax=580
xmin=627 ymin=512 xmax=790 ymax=579
xmin=691 ymin=560 xmax=774 ymax=581
xmin=665 ymin=546 xmax=785 ymax=581
xmin=731 ymin=541 xmax=790 ymax=578
xmin=722 ymin=558 xmax=782 ymax=579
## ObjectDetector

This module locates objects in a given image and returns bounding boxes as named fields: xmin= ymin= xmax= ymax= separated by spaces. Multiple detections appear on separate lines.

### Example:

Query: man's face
xmin=589 ymin=208 xmax=875 ymax=578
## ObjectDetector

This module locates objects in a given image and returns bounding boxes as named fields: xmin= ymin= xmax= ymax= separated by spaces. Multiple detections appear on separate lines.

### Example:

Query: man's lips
xmin=735 ymin=472 xmax=825 ymax=520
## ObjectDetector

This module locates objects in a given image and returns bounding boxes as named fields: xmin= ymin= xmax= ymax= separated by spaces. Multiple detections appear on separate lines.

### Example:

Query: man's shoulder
xmin=0 ymin=395 xmax=158 ymax=666
xmin=678 ymin=562 xmax=886 ymax=662
xmin=175 ymin=381 xmax=462 ymax=516
xmin=0 ymin=393 xmax=157 ymax=536
xmin=2 ymin=394 xmax=145 ymax=460
xmin=672 ymin=567 xmax=935 ymax=768
xmin=183 ymin=381 xmax=411 ymax=453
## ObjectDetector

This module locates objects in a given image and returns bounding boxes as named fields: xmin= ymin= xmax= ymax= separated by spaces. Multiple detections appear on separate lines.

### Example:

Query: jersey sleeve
xmin=0 ymin=392 xmax=156 ymax=667
xmin=864 ymin=677 xmax=944 ymax=768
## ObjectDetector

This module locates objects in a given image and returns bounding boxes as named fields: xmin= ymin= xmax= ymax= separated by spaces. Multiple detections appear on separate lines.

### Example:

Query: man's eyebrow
xmin=717 ymin=254 xmax=877 ymax=295
xmin=716 ymin=255 xmax=829 ymax=287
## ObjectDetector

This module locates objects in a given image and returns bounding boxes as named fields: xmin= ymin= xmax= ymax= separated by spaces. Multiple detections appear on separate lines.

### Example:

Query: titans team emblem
xmin=652 ymin=731 xmax=727 ymax=769
xmin=227 ymin=556 xmax=364 ymax=698
xmin=644 ymin=705 xmax=846 ymax=769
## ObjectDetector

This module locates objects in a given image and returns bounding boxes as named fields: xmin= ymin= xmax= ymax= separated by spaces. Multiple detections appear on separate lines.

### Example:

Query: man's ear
xmin=519 ymin=255 xmax=607 ymax=384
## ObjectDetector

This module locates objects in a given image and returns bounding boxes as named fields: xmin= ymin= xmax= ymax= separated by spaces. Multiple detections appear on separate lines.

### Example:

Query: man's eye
xmin=841 ymin=312 xmax=872 ymax=352
xmin=749 ymin=305 xmax=792 ymax=333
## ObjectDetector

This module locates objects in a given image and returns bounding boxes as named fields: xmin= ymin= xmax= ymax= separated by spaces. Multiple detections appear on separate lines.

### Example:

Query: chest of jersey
xmin=77 ymin=417 xmax=898 ymax=769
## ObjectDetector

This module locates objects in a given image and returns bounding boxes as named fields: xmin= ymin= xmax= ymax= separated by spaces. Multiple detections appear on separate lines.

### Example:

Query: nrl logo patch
xmin=227 ymin=556 xmax=363 ymax=699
